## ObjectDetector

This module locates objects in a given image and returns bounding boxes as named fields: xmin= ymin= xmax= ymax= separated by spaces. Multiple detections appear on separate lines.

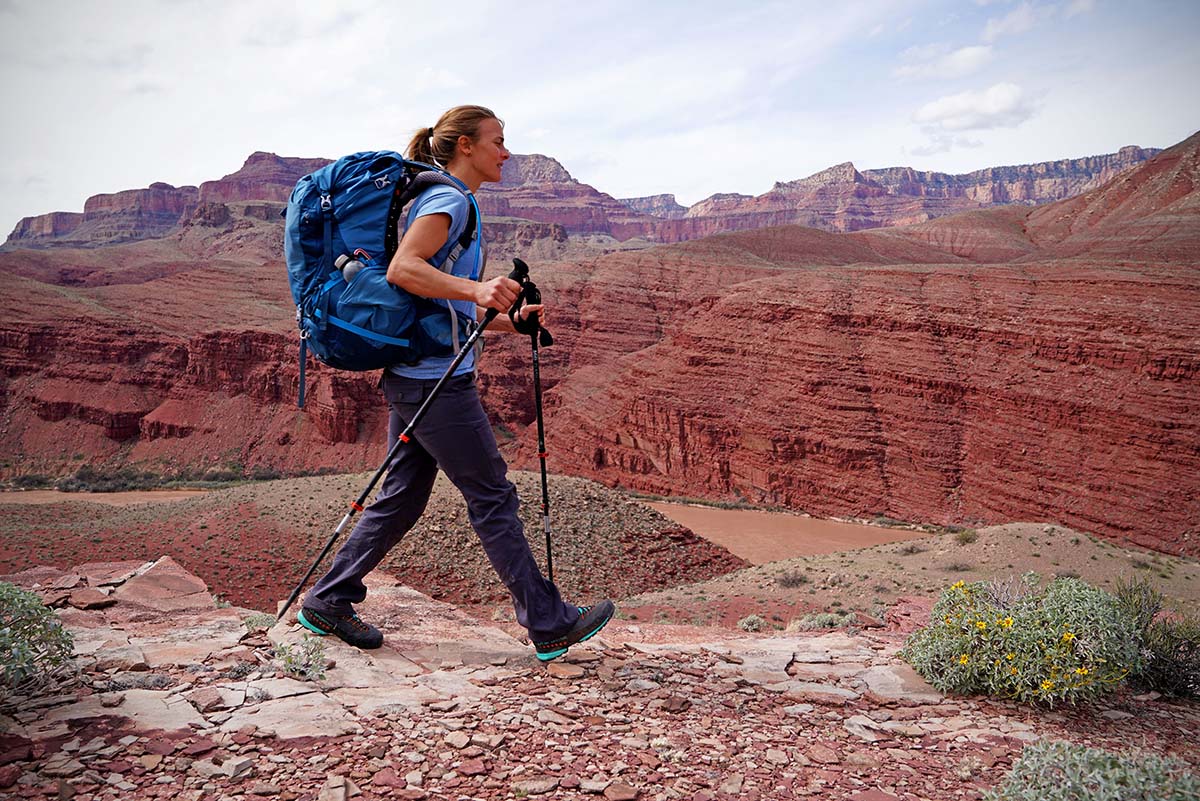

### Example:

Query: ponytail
xmin=406 ymin=126 xmax=437 ymax=165
xmin=405 ymin=105 xmax=500 ymax=167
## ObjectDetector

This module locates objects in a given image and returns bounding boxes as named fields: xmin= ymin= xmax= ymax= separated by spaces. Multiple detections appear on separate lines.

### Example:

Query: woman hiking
xmin=299 ymin=105 xmax=614 ymax=662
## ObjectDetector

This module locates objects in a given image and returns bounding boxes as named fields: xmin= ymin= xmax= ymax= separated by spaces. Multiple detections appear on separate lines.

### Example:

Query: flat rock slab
xmin=712 ymin=640 xmax=797 ymax=683
xmin=66 ymin=625 xmax=132 ymax=656
xmin=31 ymin=689 xmax=204 ymax=737
xmin=0 ymin=565 xmax=75 ymax=589
xmin=347 ymin=581 xmax=530 ymax=669
xmin=857 ymin=664 xmax=943 ymax=704
xmin=247 ymin=677 xmax=320 ymax=701
xmin=789 ymin=662 xmax=869 ymax=681
xmin=220 ymin=694 xmax=362 ymax=740
xmin=806 ymin=632 xmax=877 ymax=662
xmin=328 ymin=685 xmax=444 ymax=716
xmin=76 ymin=560 xmax=150 ymax=587
xmin=112 ymin=556 xmax=215 ymax=614
xmin=774 ymin=680 xmax=861 ymax=705
xmin=129 ymin=609 xmax=247 ymax=667
xmin=411 ymin=669 xmax=488 ymax=701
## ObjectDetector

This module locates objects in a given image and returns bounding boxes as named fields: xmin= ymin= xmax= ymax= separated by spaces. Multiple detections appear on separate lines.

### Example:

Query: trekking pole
xmin=277 ymin=258 xmax=531 ymax=622
xmin=510 ymin=278 xmax=556 ymax=583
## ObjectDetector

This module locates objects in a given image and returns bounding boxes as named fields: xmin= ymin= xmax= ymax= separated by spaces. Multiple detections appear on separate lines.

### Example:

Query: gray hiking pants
xmin=304 ymin=371 xmax=577 ymax=642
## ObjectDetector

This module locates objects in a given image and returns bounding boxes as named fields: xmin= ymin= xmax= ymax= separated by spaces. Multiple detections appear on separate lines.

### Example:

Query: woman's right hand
xmin=475 ymin=276 xmax=522 ymax=313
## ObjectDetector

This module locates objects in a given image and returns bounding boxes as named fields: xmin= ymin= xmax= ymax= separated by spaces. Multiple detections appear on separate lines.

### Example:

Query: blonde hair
xmin=406 ymin=105 xmax=501 ymax=166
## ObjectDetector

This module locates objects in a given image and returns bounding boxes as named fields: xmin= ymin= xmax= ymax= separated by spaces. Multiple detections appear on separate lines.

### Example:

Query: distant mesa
xmin=3 ymin=145 xmax=1163 ymax=249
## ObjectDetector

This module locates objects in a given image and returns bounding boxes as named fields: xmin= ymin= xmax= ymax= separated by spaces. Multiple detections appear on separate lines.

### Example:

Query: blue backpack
xmin=283 ymin=151 xmax=481 ymax=406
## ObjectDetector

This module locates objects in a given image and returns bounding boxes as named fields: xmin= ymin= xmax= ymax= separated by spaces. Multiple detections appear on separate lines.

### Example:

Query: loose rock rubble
xmin=2 ymin=558 xmax=1197 ymax=800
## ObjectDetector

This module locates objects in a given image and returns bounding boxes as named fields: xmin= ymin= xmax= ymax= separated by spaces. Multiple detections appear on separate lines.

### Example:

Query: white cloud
xmin=983 ymin=1 xmax=1039 ymax=41
xmin=894 ymin=44 xmax=994 ymax=80
xmin=1065 ymin=0 xmax=1096 ymax=17
xmin=914 ymin=83 xmax=1036 ymax=131
xmin=909 ymin=134 xmax=984 ymax=157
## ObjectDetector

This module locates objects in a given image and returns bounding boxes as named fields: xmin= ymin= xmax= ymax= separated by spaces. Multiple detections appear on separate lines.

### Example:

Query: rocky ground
xmin=2 ymin=557 xmax=1197 ymax=801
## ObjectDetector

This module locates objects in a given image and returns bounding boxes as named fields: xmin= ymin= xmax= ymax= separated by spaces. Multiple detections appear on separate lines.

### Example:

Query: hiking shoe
xmin=534 ymin=600 xmax=616 ymax=662
xmin=297 ymin=607 xmax=383 ymax=649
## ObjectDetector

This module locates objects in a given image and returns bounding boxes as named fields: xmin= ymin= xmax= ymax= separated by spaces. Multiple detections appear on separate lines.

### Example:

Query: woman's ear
xmin=457 ymin=134 xmax=473 ymax=156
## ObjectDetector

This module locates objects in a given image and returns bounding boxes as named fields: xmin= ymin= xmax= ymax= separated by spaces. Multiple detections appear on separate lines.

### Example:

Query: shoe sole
xmin=536 ymin=608 xmax=614 ymax=662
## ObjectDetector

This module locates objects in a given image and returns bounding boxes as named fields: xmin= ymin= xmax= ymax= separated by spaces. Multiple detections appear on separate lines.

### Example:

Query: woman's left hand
xmin=518 ymin=303 xmax=546 ymax=328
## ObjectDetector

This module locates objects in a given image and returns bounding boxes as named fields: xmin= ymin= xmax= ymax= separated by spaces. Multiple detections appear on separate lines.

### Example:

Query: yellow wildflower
xmin=959 ymin=654 xmax=970 ymax=665
xmin=1062 ymin=631 xmax=1075 ymax=642
xmin=1075 ymin=667 xmax=1090 ymax=676
xmin=951 ymin=580 xmax=966 ymax=590
xmin=1010 ymin=667 xmax=1019 ymax=675
xmin=976 ymin=621 xmax=987 ymax=631
xmin=1000 ymin=617 xmax=1014 ymax=628
xmin=945 ymin=615 xmax=954 ymax=626
xmin=1041 ymin=680 xmax=1055 ymax=691
xmin=1006 ymin=653 xmax=1015 ymax=660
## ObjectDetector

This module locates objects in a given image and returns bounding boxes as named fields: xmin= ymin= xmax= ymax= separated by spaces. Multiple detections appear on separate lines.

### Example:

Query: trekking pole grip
xmin=483 ymin=258 xmax=531 ymax=325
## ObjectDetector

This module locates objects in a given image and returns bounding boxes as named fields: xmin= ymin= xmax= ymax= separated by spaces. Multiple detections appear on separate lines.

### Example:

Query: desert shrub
xmin=57 ymin=465 xmax=161 ymax=493
xmin=249 ymin=466 xmax=282 ymax=481
xmin=1139 ymin=616 xmax=1200 ymax=699
xmin=274 ymin=636 xmax=327 ymax=681
xmin=0 ymin=582 xmax=75 ymax=702
xmin=243 ymin=612 xmax=278 ymax=631
xmin=1115 ymin=576 xmax=1200 ymax=699
xmin=201 ymin=466 xmax=244 ymax=482
xmin=737 ymin=614 xmax=766 ymax=633
xmin=982 ymin=740 xmax=1198 ymax=801
xmin=12 ymin=474 xmax=50 ymax=489
xmin=223 ymin=662 xmax=256 ymax=680
xmin=788 ymin=611 xmax=855 ymax=631
xmin=901 ymin=574 xmax=1139 ymax=705
xmin=954 ymin=529 xmax=979 ymax=545
xmin=776 ymin=570 xmax=809 ymax=588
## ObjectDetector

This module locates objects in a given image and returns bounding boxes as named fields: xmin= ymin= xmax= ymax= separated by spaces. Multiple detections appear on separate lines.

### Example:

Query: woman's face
xmin=463 ymin=117 xmax=509 ymax=184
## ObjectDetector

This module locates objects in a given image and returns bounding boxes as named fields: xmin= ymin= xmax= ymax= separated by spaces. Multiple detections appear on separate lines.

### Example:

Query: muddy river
xmin=646 ymin=502 xmax=925 ymax=564
xmin=0 ymin=490 xmax=209 ymax=506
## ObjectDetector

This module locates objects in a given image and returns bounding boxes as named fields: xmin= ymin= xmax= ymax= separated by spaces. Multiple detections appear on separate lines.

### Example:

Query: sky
xmin=1 ymin=0 xmax=1198 ymax=237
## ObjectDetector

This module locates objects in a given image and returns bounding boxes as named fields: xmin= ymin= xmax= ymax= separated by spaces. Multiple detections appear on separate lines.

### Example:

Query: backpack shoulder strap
xmin=387 ymin=169 xmax=478 ymax=267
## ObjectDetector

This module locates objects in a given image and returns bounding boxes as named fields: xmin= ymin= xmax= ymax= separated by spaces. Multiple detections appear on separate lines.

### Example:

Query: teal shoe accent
xmin=297 ymin=608 xmax=329 ymax=636
xmin=534 ymin=600 xmax=616 ymax=662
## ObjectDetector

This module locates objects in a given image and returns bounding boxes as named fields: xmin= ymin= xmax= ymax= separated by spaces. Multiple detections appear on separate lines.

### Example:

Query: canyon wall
xmin=6 ymin=147 xmax=1161 ymax=250
xmin=0 ymin=135 xmax=1195 ymax=555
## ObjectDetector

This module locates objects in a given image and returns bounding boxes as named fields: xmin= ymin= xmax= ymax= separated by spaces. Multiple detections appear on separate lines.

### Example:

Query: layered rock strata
xmin=6 ymin=147 xmax=1160 ymax=249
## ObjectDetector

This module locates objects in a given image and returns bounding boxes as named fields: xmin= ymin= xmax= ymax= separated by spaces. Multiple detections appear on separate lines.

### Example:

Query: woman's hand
xmin=474 ymin=276 xmax=522 ymax=313
xmin=518 ymin=302 xmax=546 ymax=328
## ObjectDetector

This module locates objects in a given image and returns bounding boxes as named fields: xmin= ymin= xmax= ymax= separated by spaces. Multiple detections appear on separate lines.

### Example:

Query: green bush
xmin=274 ymin=635 xmax=327 ymax=681
xmin=954 ymin=529 xmax=979 ymax=545
xmin=1115 ymin=576 xmax=1200 ymax=699
xmin=788 ymin=611 xmax=855 ymax=631
xmin=243 ymin=612 xmax=278 ymax=631
xmin=12 ymin=474 xmax=50 ymax=489
xmin=983 ymin=740 xmax=1198 ymax=801
xmin=0 ymin=582 xmax=75 ymax=702
xmin=57 ymin=465 xmax=161 ymax=493
xmin=901 ymin=574 xmax=1139 ymax=705
xmin=737 ymin=614 xmax=766 ymax=633
xmin=776 ymin=570 xmax=809 ymax=588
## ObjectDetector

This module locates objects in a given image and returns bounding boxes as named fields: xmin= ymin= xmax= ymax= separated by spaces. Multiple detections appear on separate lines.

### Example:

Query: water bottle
xmin=335 ymin=253 xmax=364 ymax=283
